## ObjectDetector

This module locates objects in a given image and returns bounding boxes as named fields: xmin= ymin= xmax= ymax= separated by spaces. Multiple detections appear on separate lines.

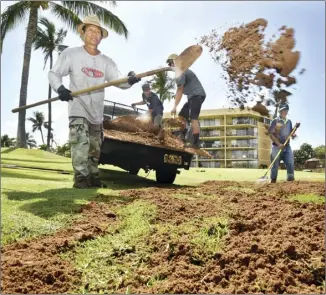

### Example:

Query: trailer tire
xmin=129 ymin=167 xmax=140 ymax=175
xmin=156 ymin=167 xmax=177 ymax=184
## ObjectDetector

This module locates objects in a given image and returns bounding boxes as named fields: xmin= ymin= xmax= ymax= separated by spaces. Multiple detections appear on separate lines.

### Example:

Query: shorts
xmin=151 ymin=109 xmax=163 ymax=127
xmin=179 ymin=95 xmax=205 ymax=120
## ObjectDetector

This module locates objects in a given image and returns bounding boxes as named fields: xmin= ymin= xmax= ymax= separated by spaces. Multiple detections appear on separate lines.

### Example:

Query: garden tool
xmin=256 ymin=122 xmax=300 ymax=185
xmin=12 ymin=45 xmax=203 ymax=113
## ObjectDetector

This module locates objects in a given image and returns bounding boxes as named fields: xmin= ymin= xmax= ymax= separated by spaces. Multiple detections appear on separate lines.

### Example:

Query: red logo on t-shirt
xmin=81 ymin=67 xmax=104 ymax=78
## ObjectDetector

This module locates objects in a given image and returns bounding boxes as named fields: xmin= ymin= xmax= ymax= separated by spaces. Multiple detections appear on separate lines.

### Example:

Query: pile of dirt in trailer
xmin=199 ymin=18 xmax=305 ymax=117
xmin=1 ymin=202 xmax=118 ymax=294
xmin=118 ymin=181 xmax=325 ymax=294
xmin=103 ymin=116 xmax=212 ymax=158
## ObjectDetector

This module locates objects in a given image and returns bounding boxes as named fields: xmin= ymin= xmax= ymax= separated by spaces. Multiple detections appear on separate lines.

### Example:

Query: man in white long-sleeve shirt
xmin=48 ymin=15 xmax=141 ymax=189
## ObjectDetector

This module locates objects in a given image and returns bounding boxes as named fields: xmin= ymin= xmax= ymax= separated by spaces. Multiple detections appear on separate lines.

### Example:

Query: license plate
xmin=164 ymin=154 xmax=182 ymax=165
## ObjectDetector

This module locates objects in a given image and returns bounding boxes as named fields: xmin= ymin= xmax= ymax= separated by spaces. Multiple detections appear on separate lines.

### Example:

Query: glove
xmin=127 ymin=71 xmax=141 ymax=86
xmin=131 ymin=103 xmax=136 ymax=108
xmin=57 ymin=85 xmax=73 ymax=102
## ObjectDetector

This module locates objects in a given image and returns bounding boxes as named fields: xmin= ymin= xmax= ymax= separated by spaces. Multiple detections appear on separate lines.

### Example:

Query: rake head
xmin=255 ymin=175 xmax=270 ymax=187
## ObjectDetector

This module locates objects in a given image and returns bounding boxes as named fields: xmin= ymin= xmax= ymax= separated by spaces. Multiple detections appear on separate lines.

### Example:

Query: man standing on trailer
xmin=166 ymin=53 xmax=206 ymax=148
xmin=131 ymin=83 xmax=164 ymax=127
xmin=48 ymin=15 xmax=141 ymax=189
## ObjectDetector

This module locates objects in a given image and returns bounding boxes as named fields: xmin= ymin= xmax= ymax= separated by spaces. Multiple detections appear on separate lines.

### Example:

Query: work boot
xmin=270 ymin=179 xmax=277 ymax=184
xmin=185 ymin=133 xmax=200 ymax=149
xmin=90 ymin=177 xmax=108 ymax=188
xmin=73 ymin=176 xmax=91 ymax=189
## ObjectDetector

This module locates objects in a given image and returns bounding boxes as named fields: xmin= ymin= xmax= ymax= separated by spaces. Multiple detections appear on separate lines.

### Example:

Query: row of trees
xmin=293 ymin=143 xmax=325 ymax=169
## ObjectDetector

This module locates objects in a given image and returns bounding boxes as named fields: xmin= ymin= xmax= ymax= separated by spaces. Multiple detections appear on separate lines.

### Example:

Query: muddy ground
xmin=1 ymin=181 xmax=325 ymax=294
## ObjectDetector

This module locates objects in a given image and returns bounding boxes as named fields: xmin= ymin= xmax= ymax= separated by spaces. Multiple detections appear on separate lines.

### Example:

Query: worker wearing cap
xmin=166 ymin=53 xmax=206 ymax=148
xmin=268 ymin=102 xmax=297 ymax=183
xmin=131 ymin=84 xmax=164 ymax=127
xmin=48 ymin=15 xmax=141 ymax=189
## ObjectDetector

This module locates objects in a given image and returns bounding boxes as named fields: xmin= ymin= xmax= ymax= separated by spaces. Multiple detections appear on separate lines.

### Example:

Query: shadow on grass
xmin=1 ymin=169 xmax=71 ymax=182
xmin=99 ymin=168 xmax=187 ymax=190
xmin=0 ymin=147 xmax=18 ymax=154
xmin=5 ymin=187 xmax=134 ymax=219
xmin=1 ymin=158 xmax=69 ymax=164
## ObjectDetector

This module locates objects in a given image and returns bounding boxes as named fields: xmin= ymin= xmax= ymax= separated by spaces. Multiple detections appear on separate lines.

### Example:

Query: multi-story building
xmin=165 ymin=108 xmax=272 ymax=169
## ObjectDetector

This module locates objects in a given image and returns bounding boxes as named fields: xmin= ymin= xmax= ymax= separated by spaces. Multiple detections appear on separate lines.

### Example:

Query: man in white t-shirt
xmin=49 ymin=15 xmax=141 ymax=189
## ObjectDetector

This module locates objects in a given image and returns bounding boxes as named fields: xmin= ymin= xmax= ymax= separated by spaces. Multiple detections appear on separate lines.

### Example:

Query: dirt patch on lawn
xmin=2 ymin=181 xmax=325 ymax=294
xmin=119 ymin=181 xmax=325 ymax=294
xmin=1 ymin=202 xmax=118 ymax=294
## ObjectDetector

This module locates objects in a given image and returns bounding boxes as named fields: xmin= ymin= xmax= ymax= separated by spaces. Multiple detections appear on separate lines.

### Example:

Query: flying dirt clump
xmin=199 ymin=19 xmax=302 ymax=117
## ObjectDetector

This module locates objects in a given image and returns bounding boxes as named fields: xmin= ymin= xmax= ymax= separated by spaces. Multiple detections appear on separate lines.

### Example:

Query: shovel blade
xmin=174 ymin=45 xmax=203 ymax=78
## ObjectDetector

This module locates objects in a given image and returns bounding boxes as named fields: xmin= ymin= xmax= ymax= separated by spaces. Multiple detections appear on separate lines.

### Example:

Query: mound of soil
xmin=2 ymin=181 xmax=324 ymax=294
xmin=103 ymin=116 xmax=212 ymax=158
xmin=1 ymin=202 xmax=118 ymax=294
xmin=118 ymin=181 xmax=325 ymax=294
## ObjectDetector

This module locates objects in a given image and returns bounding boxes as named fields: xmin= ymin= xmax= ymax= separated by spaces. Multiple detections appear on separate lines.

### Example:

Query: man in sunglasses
xmin=166 ymin=53 xmax=206 ymax=148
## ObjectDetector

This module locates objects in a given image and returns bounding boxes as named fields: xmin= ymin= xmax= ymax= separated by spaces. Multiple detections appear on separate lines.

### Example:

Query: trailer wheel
xmin=156 ymin=167 xmax=177 ymax=184
xmin=129 ymin=167 xmax=140 ymax=175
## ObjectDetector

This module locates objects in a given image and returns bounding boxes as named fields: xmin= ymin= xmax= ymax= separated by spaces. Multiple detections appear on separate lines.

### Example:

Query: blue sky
xmin=1 ymin=1 xmax=325 ymax=149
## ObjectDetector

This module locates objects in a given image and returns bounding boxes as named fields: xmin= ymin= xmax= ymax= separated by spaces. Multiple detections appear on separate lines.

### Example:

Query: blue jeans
xmin=270 ymin=145 xmax=294 ymax=181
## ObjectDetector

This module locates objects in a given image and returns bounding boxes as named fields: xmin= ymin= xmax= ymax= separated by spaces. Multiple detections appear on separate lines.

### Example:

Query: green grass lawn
xmin=1 ymin=148 xmax=325 ymax=293
xmin=1 ymin=148 xmax=324 ymax=246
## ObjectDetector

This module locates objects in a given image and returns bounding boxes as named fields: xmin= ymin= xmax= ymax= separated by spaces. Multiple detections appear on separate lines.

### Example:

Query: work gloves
xmin=127 ymin=71 xmax=141 ymax=86
xmin=58 ymin=85 xmax=73 ymax=102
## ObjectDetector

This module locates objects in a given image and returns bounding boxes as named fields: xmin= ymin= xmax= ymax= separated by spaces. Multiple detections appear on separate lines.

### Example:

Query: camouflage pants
xmin=69 ymin=117 xmax=102 ymax=182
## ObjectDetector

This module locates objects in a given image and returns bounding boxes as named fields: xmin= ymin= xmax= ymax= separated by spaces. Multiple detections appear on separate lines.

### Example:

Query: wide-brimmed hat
xmin=77 ymin=15 xmax=108 ymax=39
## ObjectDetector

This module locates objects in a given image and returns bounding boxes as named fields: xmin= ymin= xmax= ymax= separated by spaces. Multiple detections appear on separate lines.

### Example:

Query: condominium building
xmin=165 ymin=108 xmax=272 ymax=169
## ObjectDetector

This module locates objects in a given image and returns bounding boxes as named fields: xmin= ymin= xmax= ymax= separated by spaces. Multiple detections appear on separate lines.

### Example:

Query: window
xmin=264 ymin=118 xmax=271 ymax=125
xmin=230 ymin=160 xmax=258 ymax=168
xmin=231 ymin=150 xmax=258 ymax=159
xmin=232 ymin=117 xmax=257 ymax=125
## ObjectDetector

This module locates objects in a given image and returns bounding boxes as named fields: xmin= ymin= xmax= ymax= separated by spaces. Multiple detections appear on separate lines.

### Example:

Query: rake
xmin=256 ymin=122 xmax=300 ymax=185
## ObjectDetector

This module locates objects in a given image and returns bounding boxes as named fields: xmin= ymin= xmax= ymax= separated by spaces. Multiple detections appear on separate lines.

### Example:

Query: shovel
xmin=256 ymin=122 xmax=300 ymax=185
xmin=12 ymin=45 xmax=203 ymax=113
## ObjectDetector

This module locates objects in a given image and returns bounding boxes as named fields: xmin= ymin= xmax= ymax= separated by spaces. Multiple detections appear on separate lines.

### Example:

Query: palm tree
xmin=1 ymin=1 xmax=128 ymax=148
xmin=26 ymin=132 xmax=37 ymax=149
xmin=44 ymin=121 xmax=56 ymax=148
xmin=149 ymin=71 xmax=175 ymax=103
xmin=33 ymin=17 xmax=68 ymax=150
xmin=1 ymin=135 xmax=15 ymax=147
xmin=27 ymin=111 xmax=46 ymax=145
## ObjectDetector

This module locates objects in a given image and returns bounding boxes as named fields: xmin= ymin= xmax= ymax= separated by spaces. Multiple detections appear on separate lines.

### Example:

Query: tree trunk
xmin=40 ymin=128 xmax=45 ymax=145
xmin=16 ymin=7 xmax=38 ymax=148
xmin=47 ymin=53 xmax=53 ymax=150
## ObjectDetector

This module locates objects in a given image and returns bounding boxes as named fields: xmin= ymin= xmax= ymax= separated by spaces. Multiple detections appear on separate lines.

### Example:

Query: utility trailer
xmin=99 ymin=100 xmax=194 ymax=184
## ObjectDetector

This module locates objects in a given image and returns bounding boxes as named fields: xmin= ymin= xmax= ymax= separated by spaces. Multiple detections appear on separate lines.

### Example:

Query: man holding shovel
xmin=48 ymin=15 xmax=141 ymax=189
xmin=268 ymin=102 xmax=297 ymax=183
xmin=131 ymin=83 xmax=164 ymax=127
xmin=166 ymin=54 xmax=206 ymax=148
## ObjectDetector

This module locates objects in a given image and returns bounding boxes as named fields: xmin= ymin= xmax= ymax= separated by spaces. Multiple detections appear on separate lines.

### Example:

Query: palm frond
xmin=1 ymin=1 xmax=31 ymax=52
xmin=58 ymin=1 xmax=128 ymax=38
xmin=56 ymin=44 xmax=69 ymax=53
xmin=49 ymin=2 xmax=82 ymax=32
xmin=43 ymin=51 xmax=50 ymax=70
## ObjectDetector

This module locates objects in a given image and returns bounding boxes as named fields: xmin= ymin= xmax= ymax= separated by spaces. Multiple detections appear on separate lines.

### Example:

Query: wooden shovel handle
xmin=11 ymin=67 xmax=172 ymax=113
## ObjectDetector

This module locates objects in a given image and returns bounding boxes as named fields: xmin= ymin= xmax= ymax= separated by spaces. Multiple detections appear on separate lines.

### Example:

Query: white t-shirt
xmin=48 ymin=46 xmax=130 ymax=124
